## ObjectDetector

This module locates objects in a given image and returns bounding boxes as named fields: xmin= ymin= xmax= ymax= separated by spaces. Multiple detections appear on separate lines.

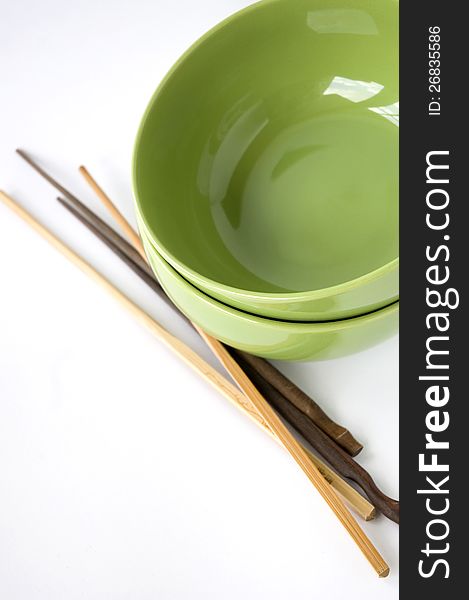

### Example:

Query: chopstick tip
xmin=379 ymin=566 xmax=390 ymax=578
xmin=15 ymin=148 xmax=33 ymax=164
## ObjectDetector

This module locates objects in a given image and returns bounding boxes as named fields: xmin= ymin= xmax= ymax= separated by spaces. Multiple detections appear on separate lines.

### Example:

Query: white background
xmin=0 ymin=1 xmax=399 ymax=598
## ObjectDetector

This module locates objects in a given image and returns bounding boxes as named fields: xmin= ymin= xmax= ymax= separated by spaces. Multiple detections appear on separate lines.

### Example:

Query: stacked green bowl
xmin=133 ymin=0 xmax=399 ymax=361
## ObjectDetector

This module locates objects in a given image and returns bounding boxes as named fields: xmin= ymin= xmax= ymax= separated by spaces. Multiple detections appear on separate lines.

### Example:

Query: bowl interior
xmin=134 ymin=0 xmax=399 ymax=295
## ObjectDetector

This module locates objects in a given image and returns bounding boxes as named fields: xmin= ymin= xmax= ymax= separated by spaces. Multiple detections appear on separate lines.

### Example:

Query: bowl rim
xmin=145 ymin=241 xmax=400 ymax=333
xmin=139 ymin=213 xmax=399 ymax=303
xmin=132 ymin=0 xmax=399 ymax=305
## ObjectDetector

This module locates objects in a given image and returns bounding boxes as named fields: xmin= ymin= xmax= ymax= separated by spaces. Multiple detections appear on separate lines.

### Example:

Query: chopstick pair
xmin=16 ymin=152 xmax=372 ymax=489
xmin=5 ymin=157 xmax=391 ymax=576
xmin=53 ymin=191 xmax=378 ymax=520
xmin=0 ymin=189 xmax=387 ymax=576
xmin=21 ymin=156 xmax=396 ymax=535
xmin=74 ymin=170 xmax=393 ymax=574
xmin=54 ymin=164 xmax=399 ymax=527
xmin=18 ymin=153 xmax=363 ymax=457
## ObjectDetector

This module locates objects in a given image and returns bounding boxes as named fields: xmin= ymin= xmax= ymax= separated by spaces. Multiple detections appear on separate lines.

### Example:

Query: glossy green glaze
xmin=133 ymin=0 xmax=399 ymax=321
xmin=144 ymin=240 xmax=399 ymax=362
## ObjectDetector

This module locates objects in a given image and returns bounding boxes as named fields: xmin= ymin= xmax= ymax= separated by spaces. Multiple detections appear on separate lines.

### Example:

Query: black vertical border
xmin=400 ymin=0 xmax=465 ymax=592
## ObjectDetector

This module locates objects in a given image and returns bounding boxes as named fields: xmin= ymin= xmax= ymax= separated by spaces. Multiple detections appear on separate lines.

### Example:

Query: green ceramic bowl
xmin=143 ymin=239 xmax=399 ymax=362
xmin=133 ymin=0 xmax=399 ymax=322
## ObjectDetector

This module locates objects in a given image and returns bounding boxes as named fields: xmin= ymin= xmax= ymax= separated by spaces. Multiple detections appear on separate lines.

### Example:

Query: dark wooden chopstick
xmin=234 ymin=351 xmax=363 ymax=456
xmin=56 ymin=191 xmax=398 ymax=523
xmin=16 ymin=148 xmax=362 ymax=456
xmin=235 ymin=353 xmax=399 ymax=524
xmin=56 ymin=197 xmax=183 ymax=316
xmin=16 ymin=148 xmax=147 ymax=272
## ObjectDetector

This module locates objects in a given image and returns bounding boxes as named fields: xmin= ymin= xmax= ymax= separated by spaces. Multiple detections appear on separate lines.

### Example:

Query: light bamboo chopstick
xmin=77 ymin=170 xmax=388 ymax=576
xmin=78 ymin=166 xmax=149 ymax=261
xmin=0 ymin=189 xmax=374 ymax=526
xmin=79 ymin=166 xmax=143 ymax=253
